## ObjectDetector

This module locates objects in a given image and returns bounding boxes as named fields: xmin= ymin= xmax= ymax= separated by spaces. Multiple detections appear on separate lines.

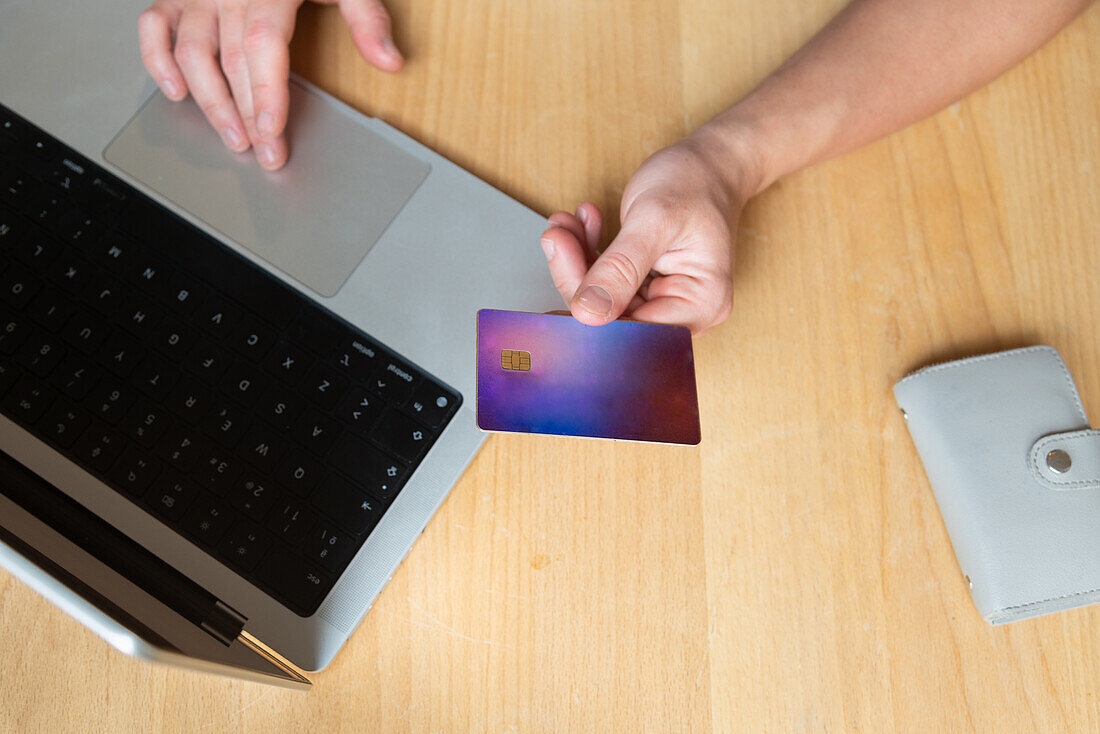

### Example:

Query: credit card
xmin=476 ymin=309 xmax=701 ymax=445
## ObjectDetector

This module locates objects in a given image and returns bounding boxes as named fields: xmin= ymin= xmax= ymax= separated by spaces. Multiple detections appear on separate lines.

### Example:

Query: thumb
xmin=569 ymin=223 xmax=659 ymax=325
xmin=338 ymin=0 xmax=404 ymax=72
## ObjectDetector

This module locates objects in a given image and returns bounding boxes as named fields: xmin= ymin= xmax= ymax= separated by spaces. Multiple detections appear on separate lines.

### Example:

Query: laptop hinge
xmin=201 ymin=601 xmax=248 ymax=647
xmin=238 ymin=630 xmax=311 ymax=685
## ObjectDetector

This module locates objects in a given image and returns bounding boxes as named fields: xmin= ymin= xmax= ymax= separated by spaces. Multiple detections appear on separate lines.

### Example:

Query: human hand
xmin=540 ymin=132 xmax=756 ymax=335
xmin=138 ymin=0 xmax=404 ymax=170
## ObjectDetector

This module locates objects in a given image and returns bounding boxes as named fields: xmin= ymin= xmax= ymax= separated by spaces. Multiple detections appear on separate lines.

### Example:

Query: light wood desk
xmin=2 ymin=1 xmax=1099 ymax=730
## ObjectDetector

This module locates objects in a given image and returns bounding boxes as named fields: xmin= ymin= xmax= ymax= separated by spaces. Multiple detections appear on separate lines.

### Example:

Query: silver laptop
xmin=0 ymin=0 xmax=559 ymax=688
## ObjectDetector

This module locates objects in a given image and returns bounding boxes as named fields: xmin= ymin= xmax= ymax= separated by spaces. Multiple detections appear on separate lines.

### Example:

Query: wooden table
xmin=3 ymin=1 xmax=1099 ymax=730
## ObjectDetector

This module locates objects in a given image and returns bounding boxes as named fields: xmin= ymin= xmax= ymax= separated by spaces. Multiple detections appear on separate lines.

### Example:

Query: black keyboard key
xmin=275 ymin=451 xmax=323 ymax=498
xmin=109 ymin=447 xmax=162 ymax=497
xmin=286 ymin=310 xmax=338 ymax=360
xmin=86 ymin=278 xmax=123 ymax=314
xmin=72 ymin=424 xmax=124 ymax=473
xmin=195 ymin=295 xmax=241 ymax=339
xmin=145 ymin=474 xmax=197 ymax=522
xmin=327 ymin=432 xmax=407 ymax=501
xmin=0 ymin=169 xmax=32 ymax=207
xmin=224 ymin=362 xmax=264 ymax=407
xmin=229 ymin=475 xmax=280 ymax=522
xmin=91 ymin=237 xmax=140 ymax=279
xmin=268 ymin=499 xmax=314 ymax=545
xmin=256 ymin=383 xmax=304 ymax=433
xmin=239 ymin=422 xmax=284 ymax=473
xmin=195 ymin=451 xmax=241 ymax=497
xmin=0 ymin=262 xmax=42 ymax=309
xmin=181 ymin=494 xmax=232 ymax=546
xmin=301 ymin=362 xmax=346 ymax=410
xmin=11 ymin=232 xmax=57 ymax=268
xmin=161 ymin=427 xmax=212 ymax=474
xmin=129 ymin=252 xmax=170 ymax=291
xmin=370 ymin=409 xmax=435 ymax=463
xmin=53 ymin=355 xmax=99 ymax=400
xmin=28 ymin=286 xmax=74 ymax=332
xmin=294 ymin=407 xmax=341 ymax=455
xmin=185 ymin=339 xmax=231 ymax=384
xmin=263 ymin=341 xmax=311 ymax=384
xmin=369 ymin=361 xmax=418 ymax=405
xmin=336 ymin=387 xmax=384 ymax=434
xmin=121 ymin=400 xmax=170 ymax=449
xmin=0 ymin=359 xmax=19 ymax=398
xmin=36 ymin=404 xmax=89 ymax=449
xmin=229 ymin=317 xmax=275 ymax=360
xmin=218 ymin=519 xmax=271 ymax=572
xmin=152 ymin=319 xmax=194 ymax=361
xmin=131 ymin=356 xmax=179 ymax=402
xmin=3 ymin=375 xmax=52 ymax=425
xmin=255 ymin=544 xmax=331 ymax=613
xmin=62 ymin=314 xmax=109 ymax=354
xmin=310 ymin=473 xmax=385 ymax=535
xmin=205 ymin=400 xmax=247 ymax=448
xmin=406 ymin=380 xmax=458 ymax=429
xmin=0 ymin=309 xmax=29 ymax=355
xmin=55 ymin=208 xmax=105 ymax=246
xmin=88 ymin=382 xmax=135 ymax=424
xmin=167 ymin=380 xmax=210 ymax=424
xmin=98 ymin=329 xmax=144 ymax=378
xmin=51 ymin=254 xmax=95 ymax=294
xmin=165 ymin=271 xmax=203 ymax=314
xmin=119 ymin=292 xmax=162 ymax=339
xmin=303 ymin=523 xmax=359 ymax=574
xmin=333 ymin=337 xmax=383 ymax=381
xmin=0 ymin=207 xmax=25 ymax=249
xmin=17 ymin=332 xmax=64 ymax=377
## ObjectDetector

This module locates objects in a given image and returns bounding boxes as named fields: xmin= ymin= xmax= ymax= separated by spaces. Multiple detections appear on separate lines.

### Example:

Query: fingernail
xmin=220 ymin=128 xmax=245 ymax=150
xmin=257 ymin=110 xmax=277 ymax=137
xmin=576 ymin=206 xmax=588 ymax=224
xmin=539 ymin=236 xmax=555 ymax=261
xmin=382 ymin=37 xmax=402 ymax=61
xmin=257 ymin=145 xmax=278 ymax=168
xmin=160 ymin=79 xmax=180 ymax=99
xmin=575 ymin=285 xmax=613 ymax=317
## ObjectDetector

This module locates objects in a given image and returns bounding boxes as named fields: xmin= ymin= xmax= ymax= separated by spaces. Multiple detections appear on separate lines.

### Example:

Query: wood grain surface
xmin=2 ymin=1 xmax=1099 ymax=731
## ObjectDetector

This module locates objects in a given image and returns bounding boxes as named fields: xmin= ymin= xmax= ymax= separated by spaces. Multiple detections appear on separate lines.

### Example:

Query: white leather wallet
xmin=894 ymin=346 xmax=1100 ymax=624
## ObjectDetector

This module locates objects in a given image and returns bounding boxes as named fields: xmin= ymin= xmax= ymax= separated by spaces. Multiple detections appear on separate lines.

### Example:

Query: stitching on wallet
xmin=996 ymin=585 xmax=1100 ymax=614
xmin=894 ymin=346 xmax=1049 ymax=387
xmin=1028 ymin=430 xmax=1100 ymax=489
xmin=895 ymin=347 xmax=1090 ymax=424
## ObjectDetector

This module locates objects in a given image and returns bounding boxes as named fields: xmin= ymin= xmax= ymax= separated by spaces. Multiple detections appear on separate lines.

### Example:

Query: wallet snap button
xmin=1046 ymin=449 xmax=1072 ymax=474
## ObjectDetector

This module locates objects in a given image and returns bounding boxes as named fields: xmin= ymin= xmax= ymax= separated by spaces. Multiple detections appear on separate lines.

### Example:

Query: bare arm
xmin=705 ymin=0 xmax=1095 ymax=196
xmin=545 ymin=0 xmax=1095 ymax=333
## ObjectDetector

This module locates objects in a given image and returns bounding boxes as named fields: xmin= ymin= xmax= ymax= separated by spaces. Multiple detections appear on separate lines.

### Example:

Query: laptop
xmin=0 ymin=0 xmax=559 ymax=688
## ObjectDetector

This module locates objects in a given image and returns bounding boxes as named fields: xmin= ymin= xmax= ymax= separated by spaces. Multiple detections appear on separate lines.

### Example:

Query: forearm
xmin=692 ymin=0 xmax=1094 ymax=200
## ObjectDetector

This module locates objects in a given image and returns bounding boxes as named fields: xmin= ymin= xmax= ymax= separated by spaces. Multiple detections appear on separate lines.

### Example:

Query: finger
xmin=540 ymin=223 xmax=590 ymax=307
xmin=139 ymin=0 xmax=188 ymax=100
xmin=339 ymin=0 xmax=404 ymax=72
xmin=217 ymin=3 xmax=255 ymax=152
xmin=575 ymin=202 xmax=602 ymax=262
xmin=547 ymin=211 xmax=586 ymax=253
xmin=174 ymin=1 xmax=249 ymax=150
xmin=634 ymin=273 xmax=733 ymax=334
xmin=242 ymin=0 xmax=299 ymax=147
xmin=569 ymin=223 xmax=661 ymax=326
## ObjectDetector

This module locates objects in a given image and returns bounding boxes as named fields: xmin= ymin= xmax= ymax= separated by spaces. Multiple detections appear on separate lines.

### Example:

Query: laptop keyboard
xmin=0 ymin=103 xmax=460 ymax=616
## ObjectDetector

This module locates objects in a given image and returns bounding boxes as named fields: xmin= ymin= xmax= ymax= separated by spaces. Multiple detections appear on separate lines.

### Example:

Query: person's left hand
xmin=539 ymin=133 xmax=753 ymax=336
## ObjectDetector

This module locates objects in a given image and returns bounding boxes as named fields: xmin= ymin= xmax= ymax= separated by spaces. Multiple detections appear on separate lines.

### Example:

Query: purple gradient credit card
xmin=476 ymin=309 xmax=700 ymax=445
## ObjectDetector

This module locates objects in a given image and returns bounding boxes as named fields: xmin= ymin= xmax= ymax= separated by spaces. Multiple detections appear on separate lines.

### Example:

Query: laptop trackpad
xmin=104 ymin=80 xmax=429 ymax=297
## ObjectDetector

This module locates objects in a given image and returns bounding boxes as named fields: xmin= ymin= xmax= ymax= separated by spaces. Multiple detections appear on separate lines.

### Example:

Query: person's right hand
xmin=138 ymin=0 xmax=405 ymax=170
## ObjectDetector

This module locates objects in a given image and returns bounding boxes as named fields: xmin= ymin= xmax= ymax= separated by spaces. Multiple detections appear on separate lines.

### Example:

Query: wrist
xmin=682 ymin=116 xmax=770 ymax=206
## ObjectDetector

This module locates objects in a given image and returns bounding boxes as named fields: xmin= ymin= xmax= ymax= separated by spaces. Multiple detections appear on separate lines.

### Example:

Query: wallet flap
xmin=1030 ymin=430 xmax=1100 ymax=491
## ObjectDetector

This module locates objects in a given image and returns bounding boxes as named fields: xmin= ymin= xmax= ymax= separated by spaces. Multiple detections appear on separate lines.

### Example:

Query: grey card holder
xmin=894 ymin=346 xmax=1100 ymax=624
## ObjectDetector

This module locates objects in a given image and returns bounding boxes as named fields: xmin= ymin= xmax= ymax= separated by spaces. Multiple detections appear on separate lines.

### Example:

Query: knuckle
xmin=596 ymin=250 xmax=644 ymax=292
xmin=173 ymin=38 xmax=209 ymax=67
xmin=138 ymin=8 xmax=164 ymax=33
xmin=198 ymin=99 xmax=223 ymax=120
xmin=220 ymin=48 xmax=247 ymax=77
xmin=243 ymin=20 xmax=282 ymax=53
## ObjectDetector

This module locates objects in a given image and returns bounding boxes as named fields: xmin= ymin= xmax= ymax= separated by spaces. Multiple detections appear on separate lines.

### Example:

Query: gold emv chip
xmin=501 ymin=349 xmax=531 ymax=371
